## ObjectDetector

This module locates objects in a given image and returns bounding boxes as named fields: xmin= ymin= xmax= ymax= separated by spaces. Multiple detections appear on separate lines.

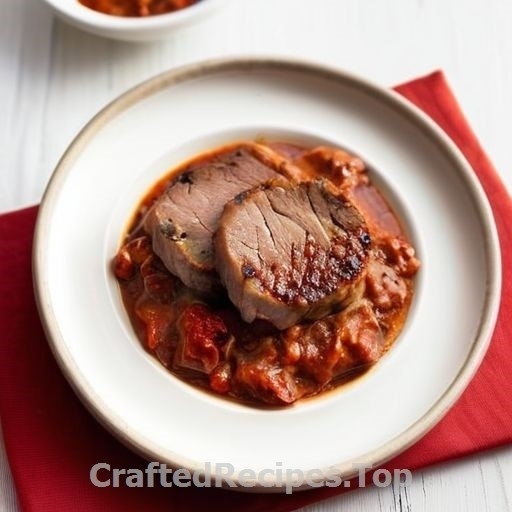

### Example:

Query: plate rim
xmin=32 ymin=56 xmax=502 ymax=490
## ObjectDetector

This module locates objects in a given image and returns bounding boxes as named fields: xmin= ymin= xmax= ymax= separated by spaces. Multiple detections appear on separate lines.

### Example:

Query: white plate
xmin=33 ymin=58 xmax=501 ymax=491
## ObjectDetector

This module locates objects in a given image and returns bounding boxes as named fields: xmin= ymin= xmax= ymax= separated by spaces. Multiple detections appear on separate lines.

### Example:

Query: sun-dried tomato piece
xmin=113 ymin=236 xmax=152 ymax=280
xmin=209 ymin=363 xmax=232 ymax=394
xmin=135 ymin=301 xmax=175 ymax=350
xmin=174 ymin=304 xmax=229 ymax=374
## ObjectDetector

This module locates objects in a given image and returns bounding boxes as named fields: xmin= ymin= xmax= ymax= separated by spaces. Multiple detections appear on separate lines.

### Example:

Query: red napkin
xmin=0 ymin=71 xmax=510 ymax=512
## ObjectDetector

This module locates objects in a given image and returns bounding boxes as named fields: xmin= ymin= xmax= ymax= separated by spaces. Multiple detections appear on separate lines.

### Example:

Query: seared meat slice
xmin=214 ymin=180 xmax=371 ymax=330
xmin=144 ymin=146 xmax=283 ymax=294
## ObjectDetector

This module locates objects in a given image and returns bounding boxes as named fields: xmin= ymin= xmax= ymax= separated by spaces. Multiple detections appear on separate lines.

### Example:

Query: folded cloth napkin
xmin=0 ymin=71 xmax=510 ymax=512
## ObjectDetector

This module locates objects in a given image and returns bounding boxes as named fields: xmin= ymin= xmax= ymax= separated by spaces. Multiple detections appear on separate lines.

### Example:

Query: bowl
xmin=41 ymin=0 xmax=225 ymax=41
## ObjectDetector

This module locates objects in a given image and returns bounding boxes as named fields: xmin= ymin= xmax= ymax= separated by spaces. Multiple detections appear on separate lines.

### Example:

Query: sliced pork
xmin=214 ymin=180 xmax=371 ymax=330
xmin=143 ymin=143 xmax=312 ymax=294
xmin=144 ymin=146 xmax=282 ymax=293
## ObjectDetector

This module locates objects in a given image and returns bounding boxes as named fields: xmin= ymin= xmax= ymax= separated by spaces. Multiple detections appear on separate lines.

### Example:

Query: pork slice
xmin=143 ymin=146 xmax=282 ymax=293
xmin=214 ymin=180 xmax=371 ymax=329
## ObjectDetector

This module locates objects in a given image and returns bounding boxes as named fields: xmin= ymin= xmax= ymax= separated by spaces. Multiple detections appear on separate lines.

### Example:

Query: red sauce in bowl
xmin=79 ymin=0 xmax=198 ymax=17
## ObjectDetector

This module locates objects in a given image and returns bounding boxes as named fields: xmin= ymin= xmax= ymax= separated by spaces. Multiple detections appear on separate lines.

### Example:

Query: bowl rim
xmin=33 ymin=57 xmax=502 ymax=491
xmin=42 ymin=0 xmax=223 ymax=31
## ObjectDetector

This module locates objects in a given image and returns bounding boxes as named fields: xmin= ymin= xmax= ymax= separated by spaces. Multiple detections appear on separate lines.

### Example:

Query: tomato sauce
xmin=79 ymin=0 xmax=197 ymax=17
xmin=112 ymin=141 xmax=420 ymax=406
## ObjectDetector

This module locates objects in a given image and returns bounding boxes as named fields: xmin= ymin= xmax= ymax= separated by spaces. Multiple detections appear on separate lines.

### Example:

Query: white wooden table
xmin=1 ymin=0 xmax=511 ymax=510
